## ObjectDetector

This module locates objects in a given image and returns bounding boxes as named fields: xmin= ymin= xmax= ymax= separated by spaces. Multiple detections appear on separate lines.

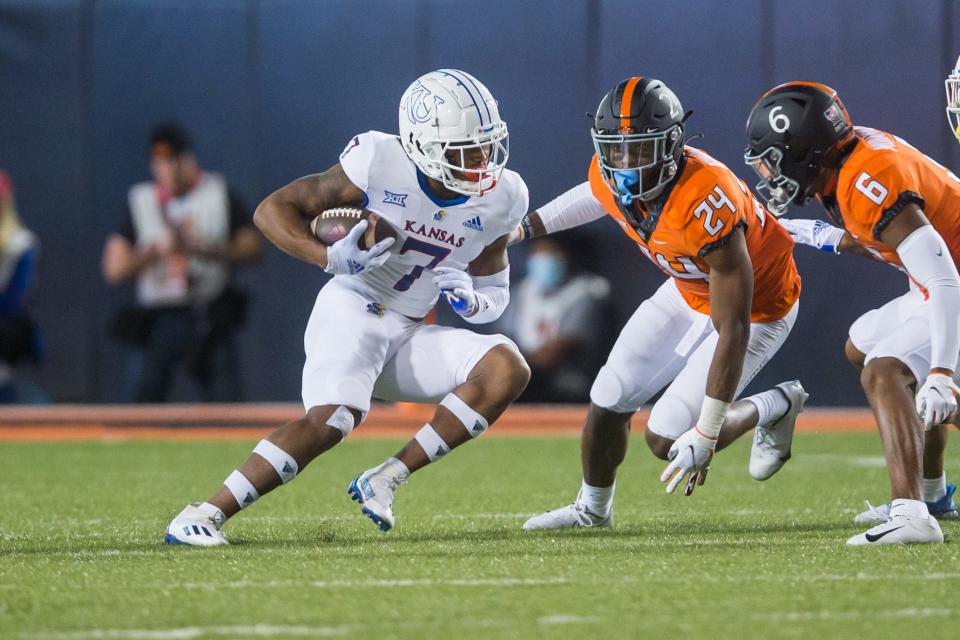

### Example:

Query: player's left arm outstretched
xmin=661 ymin=226 xmax=753 ymax=496
xmin=434 ymin=234 xmax=512 ymax=323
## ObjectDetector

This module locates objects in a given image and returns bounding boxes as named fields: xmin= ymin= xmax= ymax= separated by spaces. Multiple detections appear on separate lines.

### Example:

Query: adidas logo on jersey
xmin=463 ymin=216 xmax=484 ymax=231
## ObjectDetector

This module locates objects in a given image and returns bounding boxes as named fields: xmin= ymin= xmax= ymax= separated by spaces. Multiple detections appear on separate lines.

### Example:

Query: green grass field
xmin=1 ymin=432 xmax=958 ymax=640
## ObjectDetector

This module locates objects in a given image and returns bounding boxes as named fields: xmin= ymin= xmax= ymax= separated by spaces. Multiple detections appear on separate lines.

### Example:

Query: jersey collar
xmin=417 ymin=169 xmax=470 ymax=207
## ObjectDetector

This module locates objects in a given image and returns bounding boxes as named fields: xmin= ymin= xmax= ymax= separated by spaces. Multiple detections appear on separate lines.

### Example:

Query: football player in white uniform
xmin=165 ymin=69 xmax=530 ymax=545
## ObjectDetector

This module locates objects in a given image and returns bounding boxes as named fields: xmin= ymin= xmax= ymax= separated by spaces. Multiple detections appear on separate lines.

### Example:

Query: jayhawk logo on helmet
xmin=403 ymin=81 xmax=445 ymax=125
xmin=744 ymin=81 xmax=855 ymax=216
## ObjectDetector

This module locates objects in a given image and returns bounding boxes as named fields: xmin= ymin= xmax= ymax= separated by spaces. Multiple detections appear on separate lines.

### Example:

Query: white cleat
xmin=347 ymin=465 xmax=406 ymax=532
xmin=846 ymin=514 xmax=944 ymax=546
xmin=522 ymin=503 xmax=612 ymax=531
xmin=749 ymin=380 xmax=808 ymax=481
xmin=854 ymin=500 xmax=892 ymax=524
xmin=164 ymin=503 xmax=228 ymax=546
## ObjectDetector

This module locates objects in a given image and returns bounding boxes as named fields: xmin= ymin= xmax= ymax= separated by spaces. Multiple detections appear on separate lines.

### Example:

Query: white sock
xmin=577 ymin=480 xmax=615 ymax=517
xmin=922 ymin=474 xmax=947 ymax=502
xmin=889 ymin=498 xmax=930 ymax=519
xmin=379 ymin=457 xmax=411 ymax=481
xmin=744 ymin=388 xmax=790 ymax=427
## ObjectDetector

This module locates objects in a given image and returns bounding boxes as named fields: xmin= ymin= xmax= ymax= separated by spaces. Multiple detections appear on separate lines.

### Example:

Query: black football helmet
xmin=744 ymin=81 xmax=855 ymax=216
xmin=592 ymin=77 xmax=686 ymax=204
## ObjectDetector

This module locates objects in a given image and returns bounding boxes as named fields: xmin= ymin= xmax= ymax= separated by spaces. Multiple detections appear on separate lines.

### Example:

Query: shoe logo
xmin=463 ymin=216 xmax=484 ymax=231
xmin=864 ymin=525 xmax=905 ymax=542
xmin=383 ymin=190 xmax=408 ymax=207
xmin=360 ymin=477 xmax=374 ymax=498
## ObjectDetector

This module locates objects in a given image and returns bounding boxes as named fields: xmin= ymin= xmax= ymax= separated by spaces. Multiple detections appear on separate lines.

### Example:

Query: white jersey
xmin=336 ymin=130 xmax=528 ymax=318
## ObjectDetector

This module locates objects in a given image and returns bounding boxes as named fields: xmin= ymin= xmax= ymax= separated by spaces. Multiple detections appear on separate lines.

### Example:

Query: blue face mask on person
xmin=613 ymin=170 xmax=639 ymax=205
xmin=527 ymin=254 xmax=567 ymax=289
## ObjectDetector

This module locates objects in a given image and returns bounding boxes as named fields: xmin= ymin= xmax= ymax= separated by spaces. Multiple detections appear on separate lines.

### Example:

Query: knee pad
xmin=590 ymin=364 xmax=630 ymax=412
xmin=647 ymin=394 xmax=698 ymax=440
xmin=253 ymin=439 xmax=299 ymax=484
xmin=440 ymin=392 xmax=489 ymax=438
xmin=325 ymin=405 xmax=357 ymax=438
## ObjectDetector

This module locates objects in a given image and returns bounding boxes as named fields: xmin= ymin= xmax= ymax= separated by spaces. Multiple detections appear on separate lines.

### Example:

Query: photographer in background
xmin=504 ymin=233 xmax=610 ymax=402
xmin=101 ymin=124 xmax=262 ymax=402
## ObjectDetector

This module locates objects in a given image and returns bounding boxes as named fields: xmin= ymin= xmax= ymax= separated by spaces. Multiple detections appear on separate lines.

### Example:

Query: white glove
xmin=659 ymin=428 xmax=715 ymax=496
xmin=433 ymin=266 xmax=478 ymax=317
xmin=779 ymin=218 xmax=845 ymax=254
xmin=916 ymin=373 xmax=960 ymax=430
xmin=324 ymin=220 xmax=395 ymax=275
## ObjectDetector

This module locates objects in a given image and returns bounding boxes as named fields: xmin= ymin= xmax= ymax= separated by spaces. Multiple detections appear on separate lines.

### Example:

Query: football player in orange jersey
xmin=520 ymin=77 xmax=806 ymax=531
xmin=745 ymin=81 xmax=960 ymax=545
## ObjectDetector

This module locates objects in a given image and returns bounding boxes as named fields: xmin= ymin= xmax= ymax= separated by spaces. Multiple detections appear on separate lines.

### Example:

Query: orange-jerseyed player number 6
xmin=854 ymin=172 xmax=889 ymax=206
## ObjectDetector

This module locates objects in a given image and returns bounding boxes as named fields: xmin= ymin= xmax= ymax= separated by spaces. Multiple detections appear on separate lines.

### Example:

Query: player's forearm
xmin=253 ymin=197 xmax=329 ymax=268
xmin=837 ymin=233 xmax=876 ymax=259
xmin=705 ymin=321 xmax=750 ymax=402
xmin=897 ymin=225 xmax=960 ymax=372
xmin=511 ymin=182 xmax=605 ymax=244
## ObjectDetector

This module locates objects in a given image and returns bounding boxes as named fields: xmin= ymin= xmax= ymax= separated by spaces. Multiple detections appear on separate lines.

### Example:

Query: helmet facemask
xmin=946 ymin=59 xmax=960 ymax=143
xmin=418 ymin=122 xmax=509 ymax=196
xmin=593 ymin=123 xmax=683 ymax=205
xmin=744 ymin=146 xmax=803 ymax=216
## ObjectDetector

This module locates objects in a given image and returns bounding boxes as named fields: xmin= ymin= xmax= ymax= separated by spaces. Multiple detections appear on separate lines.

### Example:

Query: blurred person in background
xmin=101 ymin=124 xmax=262 ymax=402
xmin=0 ymin=169 xmax=45 ymax=404
xmin=505 ymin=233 xmax=610 ymax=402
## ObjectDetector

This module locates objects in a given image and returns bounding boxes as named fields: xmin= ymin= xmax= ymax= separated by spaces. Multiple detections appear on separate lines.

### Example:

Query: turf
xmin=1 ymin=432 xmax=958 ymax=640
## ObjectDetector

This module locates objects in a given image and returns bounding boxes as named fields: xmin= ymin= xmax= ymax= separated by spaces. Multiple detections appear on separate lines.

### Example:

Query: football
xmin=310 ymin=207 xmax=398 ymax=250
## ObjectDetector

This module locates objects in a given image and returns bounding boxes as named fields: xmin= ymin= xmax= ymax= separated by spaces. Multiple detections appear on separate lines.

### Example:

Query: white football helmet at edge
xmin=399 ymin=69 xmax=509 ymax=196
xmin=946 ymin=55 xmax=960 ymax=143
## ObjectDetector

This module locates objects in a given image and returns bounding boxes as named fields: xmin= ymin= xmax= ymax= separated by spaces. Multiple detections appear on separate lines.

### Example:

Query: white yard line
xmin=176 ymin=577 xmax=571 ymax=590
xmin=21 ymin=625 xmax=349 ymax=640
xmin=538 ymin=615 xmax=601 ymax=625
xmin=757 ymin=607 xmax=954 ymax=622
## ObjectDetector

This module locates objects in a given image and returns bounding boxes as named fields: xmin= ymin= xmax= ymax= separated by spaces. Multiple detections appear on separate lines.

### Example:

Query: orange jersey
xmin=826 ymin=126 xmax=960 ymax=268
xmin=588 ymin=147 xmax=801 ymax=322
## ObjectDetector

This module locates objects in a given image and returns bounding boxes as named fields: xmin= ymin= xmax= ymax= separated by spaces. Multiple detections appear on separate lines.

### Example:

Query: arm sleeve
xmin=465 ymin=267 xmax=510 ymax=324
xmin=897 ymin=224 xmax=960 ymax=372
xmin=536 ymin=182 xmax=607 ymax=234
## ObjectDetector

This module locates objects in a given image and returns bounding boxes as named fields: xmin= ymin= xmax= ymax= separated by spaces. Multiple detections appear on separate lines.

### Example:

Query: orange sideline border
xmin=0 ymin=404 xmax=876 ymax=442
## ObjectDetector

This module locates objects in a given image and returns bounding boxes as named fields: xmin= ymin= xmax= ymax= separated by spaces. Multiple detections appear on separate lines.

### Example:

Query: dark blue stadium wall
xmin=0 ymin=0 xmax=957 ymax=404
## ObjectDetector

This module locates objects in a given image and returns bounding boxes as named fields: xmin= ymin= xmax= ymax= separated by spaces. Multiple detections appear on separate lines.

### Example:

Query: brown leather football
xmin=310 ymin=207 xmax=397 ymax=250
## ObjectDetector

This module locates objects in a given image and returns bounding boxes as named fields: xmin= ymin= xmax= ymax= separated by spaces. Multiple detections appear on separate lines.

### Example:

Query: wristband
xmin=693 ymin=396 xmax=731 ymax=449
